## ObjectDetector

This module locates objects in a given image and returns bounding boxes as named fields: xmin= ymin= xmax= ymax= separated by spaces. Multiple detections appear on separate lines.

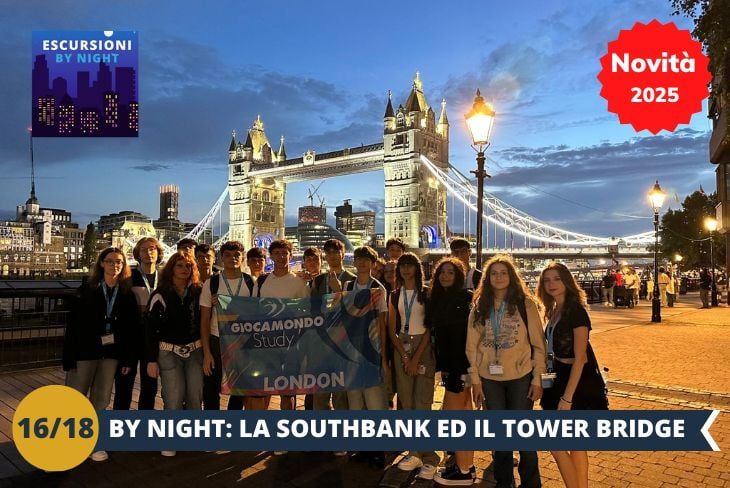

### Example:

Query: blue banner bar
xmin=97 ymin=410 xmax=719 ymax=452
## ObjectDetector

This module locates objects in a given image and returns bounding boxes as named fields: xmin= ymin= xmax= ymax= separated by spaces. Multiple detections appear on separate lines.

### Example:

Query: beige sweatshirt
xmin=465 ymin=297 xmax=547 ymax=386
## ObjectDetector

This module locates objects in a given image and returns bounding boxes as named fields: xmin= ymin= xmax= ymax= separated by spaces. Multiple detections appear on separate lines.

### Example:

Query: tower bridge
xmin=174 ymin=72 xmax=654 ymax=258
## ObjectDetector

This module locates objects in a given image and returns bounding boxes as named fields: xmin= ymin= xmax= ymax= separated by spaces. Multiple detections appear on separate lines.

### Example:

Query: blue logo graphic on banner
xmin=217 ymin=290 xmax=383 ymax=395
xmin=32 ymin=31 xmax=139 ymax=137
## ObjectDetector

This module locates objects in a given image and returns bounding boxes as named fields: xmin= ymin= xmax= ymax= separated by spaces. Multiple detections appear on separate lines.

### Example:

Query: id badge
xmin=489 ymin=363 xmax=504 ymax=375
xmin=403 ymin=342 xmax=412 ymax=353
xmin=541 ymin=372 xmax=557 ymax=388
xmin=101 ymin=333 xmax=115 ymax=346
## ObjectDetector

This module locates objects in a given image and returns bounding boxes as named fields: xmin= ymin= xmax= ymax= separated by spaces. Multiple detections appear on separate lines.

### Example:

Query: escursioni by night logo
xmin=32 ymin=31 xmax=138 ymax=137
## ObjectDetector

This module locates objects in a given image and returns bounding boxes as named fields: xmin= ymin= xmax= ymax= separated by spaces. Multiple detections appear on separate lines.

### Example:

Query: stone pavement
xmin=1 ymin=293 xmax=728 ymax=487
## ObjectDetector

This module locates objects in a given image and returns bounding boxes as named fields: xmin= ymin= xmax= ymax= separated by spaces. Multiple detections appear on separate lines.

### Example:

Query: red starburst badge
xmin=597 ymin=20 xmax=711 ymax=134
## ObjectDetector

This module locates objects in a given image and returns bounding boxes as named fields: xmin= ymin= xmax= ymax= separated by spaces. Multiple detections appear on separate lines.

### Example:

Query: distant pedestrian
xmin=602 ymin=270 xmax=615 ymax=307
xmin=658 ymin=268 xmax=670 ymax=307
xmin=699 ymin=268 xmax=711 ymax=308
xmin=666 ymin=271 xmax=676 ymax=307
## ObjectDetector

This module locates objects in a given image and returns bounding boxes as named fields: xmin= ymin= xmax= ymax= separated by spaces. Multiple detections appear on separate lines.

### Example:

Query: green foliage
xmin=659 ymin=191 xmax=725 ymax=267
xmin=81 ymin=222 xmax=98 ymax=270
xmin=671 ymin=0 xmax=730 ymax=93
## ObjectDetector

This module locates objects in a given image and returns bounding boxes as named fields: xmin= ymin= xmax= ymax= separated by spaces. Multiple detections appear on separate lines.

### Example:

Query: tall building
xmin=298 ymin=205 xmax=326 ymax=224
xmin=335 ymin=200 xmax=375 ymax=246
xmin=104 ymin=91 xmax=119 ymax=129
xmin=335 ymin=199 xmax=352 ymax=233
xmin=98 ymin=211 xmax=153 ymax=238
xmin=32 ymin=55 xmax=49 ymax=98
xmin=115 ymin=67 xmax=137 ymax=106
xmin=37 ymin=96 xmax=55 ymax=127
xmin=159 ymin=185 xmax=179 ymax=221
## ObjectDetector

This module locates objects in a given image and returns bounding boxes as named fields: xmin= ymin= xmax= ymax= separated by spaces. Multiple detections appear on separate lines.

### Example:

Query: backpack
xmin=209 ymin=272 xmax=261 ymax=296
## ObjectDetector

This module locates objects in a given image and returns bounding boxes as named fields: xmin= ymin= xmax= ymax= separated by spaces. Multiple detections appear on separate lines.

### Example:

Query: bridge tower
xmin=228 ymin=116 xmax=287 ymax=247
xmin=383 ymin=73 xmax=449 ymax=249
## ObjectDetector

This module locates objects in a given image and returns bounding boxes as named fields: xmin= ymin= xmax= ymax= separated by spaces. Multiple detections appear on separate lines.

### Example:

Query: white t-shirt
xmin=200 ymin=275 xmax=252 ymax=337
xmin=258 ymin=272 xmax=310 ymax=299
xmin=349 ymin=279 xmax=388 ymax=314
xmin=397 ymin=287 xmax=427 ymax=335
xmin=464 ymin=267 xmax=478 ymax=290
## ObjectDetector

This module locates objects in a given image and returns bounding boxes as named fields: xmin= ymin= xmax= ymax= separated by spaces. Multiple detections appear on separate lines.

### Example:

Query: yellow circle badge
xmin=12 ymin=385 xmax=99 ymax=471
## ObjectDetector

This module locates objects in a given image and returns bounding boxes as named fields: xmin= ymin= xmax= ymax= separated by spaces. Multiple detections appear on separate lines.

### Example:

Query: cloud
xmin=129 ymin=163 xmax=170 ymax=172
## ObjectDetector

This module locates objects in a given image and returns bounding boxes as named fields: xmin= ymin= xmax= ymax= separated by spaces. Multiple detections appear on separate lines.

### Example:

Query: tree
xmin=671 ymin=0 xmax=730 ymax=93
xmin=659 ymin=191 xmax=725 ymax=268
xmin=81 ymin=222 xmax=98 ymax=270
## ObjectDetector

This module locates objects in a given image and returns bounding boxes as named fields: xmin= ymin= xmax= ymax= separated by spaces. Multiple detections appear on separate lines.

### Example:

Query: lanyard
xmin=140 ymin=269 xmax=157 ymax=294
xmin=325 ymin=271 xmax=345 ymax=294
xmin=545 ymin=311 xmax=562 ymax=371
xmin=221 ymin=274 xmax=243 ymax=296
xmin=353 ymin=278 xmax=373 ymax=291
xmin=101 ymin=282 xmax=118 ymax=333
xmin=402 ymin=287 xmax=417 ymax=335
xmin=489 ymin=301 xmax=506 ymax=352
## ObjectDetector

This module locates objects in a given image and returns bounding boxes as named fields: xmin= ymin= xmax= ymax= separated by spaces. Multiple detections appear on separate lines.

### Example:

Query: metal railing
xmin=0 ymin=310 xmax=68 ymax=372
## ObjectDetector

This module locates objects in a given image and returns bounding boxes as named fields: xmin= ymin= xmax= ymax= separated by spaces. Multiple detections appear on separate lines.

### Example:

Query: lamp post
xmin=705 ymin=217 xmax=719 ymax=307
xmin=464 ymin=89 xmax=496 ymax=270
xmin=648 ymin=181 xmax=666 ymax=323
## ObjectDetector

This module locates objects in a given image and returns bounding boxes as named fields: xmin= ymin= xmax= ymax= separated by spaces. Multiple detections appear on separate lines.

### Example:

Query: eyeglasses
xmin=103 ymin=260 xmax=124 ymax=266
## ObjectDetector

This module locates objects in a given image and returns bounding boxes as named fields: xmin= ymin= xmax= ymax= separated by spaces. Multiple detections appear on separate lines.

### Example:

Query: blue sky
xmin=0 ymin=0 xmax=715 ymax=241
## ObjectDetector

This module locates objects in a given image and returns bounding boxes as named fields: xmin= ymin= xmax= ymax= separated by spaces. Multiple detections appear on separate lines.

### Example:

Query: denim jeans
xmin=66 ymin=358 xmax=119 ymax=411
xmin=481 ymin=373 xmax=541 ymax=488
xmin=158 ymin=348 xmax=204 ymax=410
xmin=347 ymin=383 xmax=387 ymax=410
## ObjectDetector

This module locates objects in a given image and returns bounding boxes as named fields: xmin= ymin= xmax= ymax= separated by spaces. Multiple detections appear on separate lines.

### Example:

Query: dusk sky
xmin=0 ymin=0 xmax=715 ymax=242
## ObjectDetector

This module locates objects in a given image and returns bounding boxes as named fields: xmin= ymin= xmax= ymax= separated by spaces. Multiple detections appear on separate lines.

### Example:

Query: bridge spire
xmin=278 ymin=135 xmax=287 ymax=161
xmin=384 ymin=90 xmax=395 ymax=119
xmin=437 ymin=98 xmax=449 ymax=138
xmin=229 ymin=130 xmax=237 ymax=152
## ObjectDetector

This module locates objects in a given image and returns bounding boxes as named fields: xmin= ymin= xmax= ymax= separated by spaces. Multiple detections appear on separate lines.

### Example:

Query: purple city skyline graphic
xmin=31 ymin=31 xmax=138 ymax=137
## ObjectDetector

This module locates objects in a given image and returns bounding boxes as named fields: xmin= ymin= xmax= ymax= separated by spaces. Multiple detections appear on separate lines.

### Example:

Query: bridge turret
xmin=277 ymin=135 xmax=287 ymax=162
xmin=437 ymin=98 xmax=449 ymax=139
xmin=243 ymin=131 xmax=253 ymax=161
xmin=384 ymin=90 xmax=395 ymax=133
xmin=228 ymin=130 xmax=237 ymax=162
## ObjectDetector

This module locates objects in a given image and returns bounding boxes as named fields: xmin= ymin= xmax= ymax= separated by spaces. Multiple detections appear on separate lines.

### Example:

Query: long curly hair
xmin=89 ymin=247 xmax=132 ymax=292
xmin=429 ymin=257 xmax=466 ymax=302
xmin=395 ymin=252 xmax=426 ymax=303
xmin=473 ymin=254 xmax=530 ymax=325
xmin=536 ymin=261 xmax=587 ymax=319
xmin=157 ymin=251 xmax=202 ymax=296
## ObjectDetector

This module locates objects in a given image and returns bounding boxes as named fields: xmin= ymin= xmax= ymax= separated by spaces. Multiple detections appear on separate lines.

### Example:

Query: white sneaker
xmin=161 ymin=450 xmax=176 ymax=457
xmin=417 ymin=463 xmax=437 ymax=480
xmin=89 ymin=451 xmax=108 ymax=462
xmin=397 ymin=455 xmax=423 ymax=471
xmin=333 ymin=450 xmax=348 ymax=457
xmin=215 ymin=450 xmax=231 ymax=454
xmin=273 ymin=450 xmax=288 ymax=455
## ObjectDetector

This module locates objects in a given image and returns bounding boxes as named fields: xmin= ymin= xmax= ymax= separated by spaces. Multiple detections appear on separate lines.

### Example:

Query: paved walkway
xmin=1 ymin=293 xmax=728 ymax=487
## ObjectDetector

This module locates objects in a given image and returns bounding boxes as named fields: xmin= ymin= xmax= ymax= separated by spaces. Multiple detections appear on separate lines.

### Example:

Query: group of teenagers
xmin=62 ymin=235 xmax=608 ymax=488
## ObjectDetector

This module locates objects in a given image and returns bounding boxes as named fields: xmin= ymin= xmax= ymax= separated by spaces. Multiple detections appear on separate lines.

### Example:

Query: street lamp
xmin=648 ymin=181 xmax=666 ymax=323
xmin=464 ymin=89 xmax=496 ymax=270
xmin=704 ymin=217 xmax=719 ymax=306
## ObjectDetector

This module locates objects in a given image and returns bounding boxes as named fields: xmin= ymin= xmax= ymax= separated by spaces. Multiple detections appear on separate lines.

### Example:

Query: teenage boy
xmin=298 ymin=247 xmax=322 ymax=286
xmin=341 ymin=246 xmax=388 ymax=468
xmin=258 ymin=239 xmax=310 ymax=414
xmin=200 ymin=241 xmax=254 ymax=410
xmin=195 ymin=243 xmax=217 ymax=283
xmin=450 ymin=238 xmax=482 ymax=290
xmin=246 ymin=247 xmax=267 ymax=278
xmin=176 ymin=238 xmax=197 ymax=258
xmin=386 ymin=237 xmax=406 ymax=262
xmin=114 ymin=236 xmax=162 ymax=410
xmin=310 ymin=239 xmax=356 ymax=413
